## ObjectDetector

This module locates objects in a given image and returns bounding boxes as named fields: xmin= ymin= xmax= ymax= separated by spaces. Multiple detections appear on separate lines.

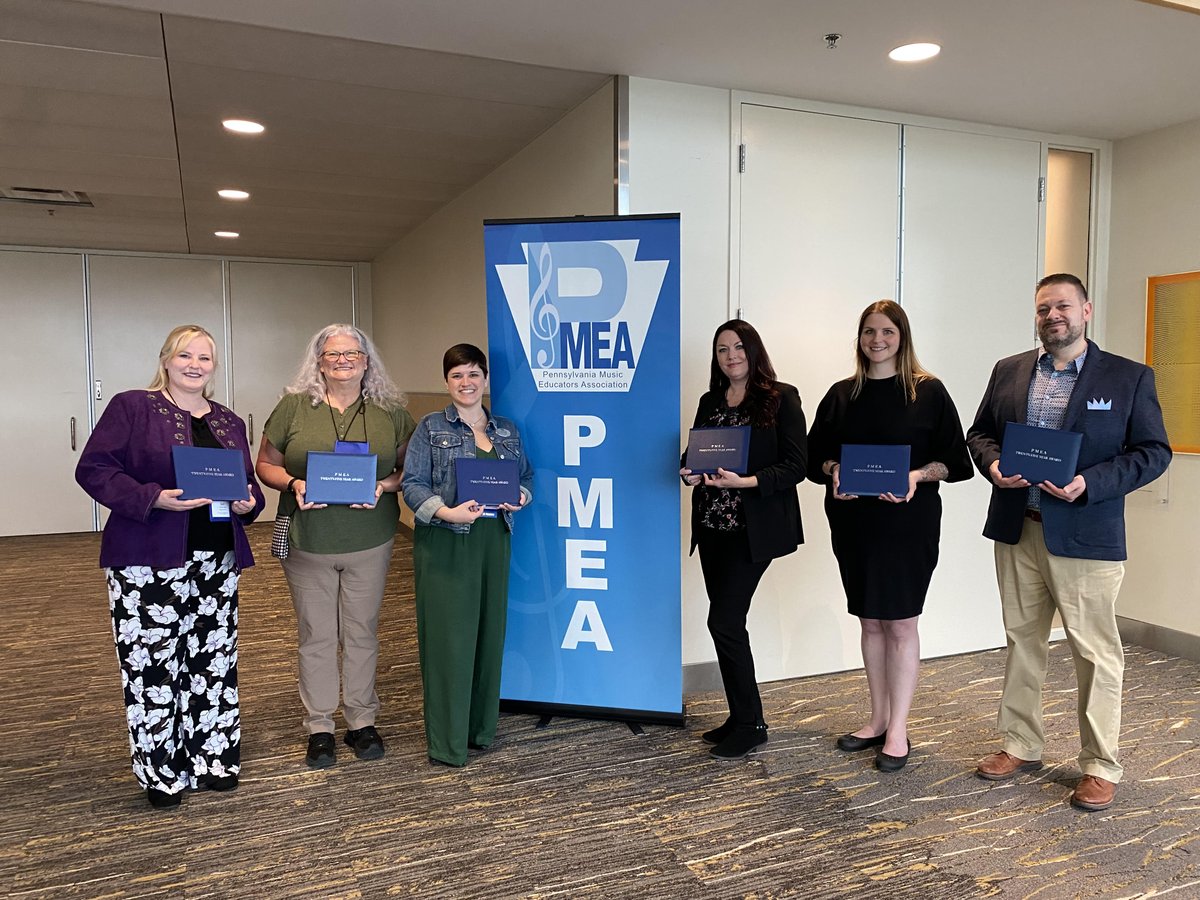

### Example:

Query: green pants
xmin=412 ymin=518 xmax=511 ymax=766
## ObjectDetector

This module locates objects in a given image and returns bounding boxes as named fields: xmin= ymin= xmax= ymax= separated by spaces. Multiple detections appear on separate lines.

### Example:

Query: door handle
xmin=249 ymin=412 xmax=255 ymax=445
xmin=70 ymin=416 xmax=77 ymax=451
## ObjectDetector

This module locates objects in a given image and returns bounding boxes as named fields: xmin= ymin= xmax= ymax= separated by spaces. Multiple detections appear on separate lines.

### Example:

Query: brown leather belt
xmin=1024 ymin=509 xmax=1043 ymax=522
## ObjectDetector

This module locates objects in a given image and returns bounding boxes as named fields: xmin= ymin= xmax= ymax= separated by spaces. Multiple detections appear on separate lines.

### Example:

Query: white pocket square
xmin=1087 ymin=398 xmax=1112 ymax=410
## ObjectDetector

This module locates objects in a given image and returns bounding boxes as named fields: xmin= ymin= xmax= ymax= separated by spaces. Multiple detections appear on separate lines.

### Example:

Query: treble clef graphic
xmin=529 ymin=242 xmax=559 ymax=367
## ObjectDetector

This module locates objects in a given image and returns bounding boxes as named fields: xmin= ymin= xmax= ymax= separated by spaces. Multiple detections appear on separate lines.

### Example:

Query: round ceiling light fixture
xmin=222 ymin=119 xmax=264 ymax=134
xmin=888 ymin=42 xmax=941 ymax=62
xmin=217 ymin=189 xmax=250 ymax=200
xmin=214 ymin=231 xmax=240 ymax=238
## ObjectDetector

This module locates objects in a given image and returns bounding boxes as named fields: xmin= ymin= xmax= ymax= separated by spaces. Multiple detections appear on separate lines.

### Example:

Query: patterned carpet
xmin=2 ymin=527 xmax=1198 ymax=899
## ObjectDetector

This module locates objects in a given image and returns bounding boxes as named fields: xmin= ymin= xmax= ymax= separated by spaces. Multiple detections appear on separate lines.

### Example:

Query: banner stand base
xmin=501 ymin=698 xmax=686 ymax=729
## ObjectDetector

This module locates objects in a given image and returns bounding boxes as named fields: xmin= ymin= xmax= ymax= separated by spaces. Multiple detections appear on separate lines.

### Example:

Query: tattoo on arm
xmin=917 ymin=462 xmax=949 ymax=483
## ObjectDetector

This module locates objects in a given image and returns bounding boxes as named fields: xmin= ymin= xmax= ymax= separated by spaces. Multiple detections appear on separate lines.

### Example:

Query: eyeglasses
xmin=320 ymin=350 xmax=366 ymax=362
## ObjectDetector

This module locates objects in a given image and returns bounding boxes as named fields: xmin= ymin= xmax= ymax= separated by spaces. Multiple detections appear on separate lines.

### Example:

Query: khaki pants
xmin=994 ymin=518 xmax=1125 ymax=782
xmin=281 ymin=539 xmax=394 ymax=734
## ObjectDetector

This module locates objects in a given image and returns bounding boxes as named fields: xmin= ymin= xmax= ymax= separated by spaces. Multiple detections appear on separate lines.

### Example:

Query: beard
xmin=1040 ymin=320 xmax=1084 ymax=350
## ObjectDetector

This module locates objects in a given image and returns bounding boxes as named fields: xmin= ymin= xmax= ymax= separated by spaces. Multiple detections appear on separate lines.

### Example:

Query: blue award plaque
xmin=685 ymin=426 xmax=751 ymax=475
xmin=304 ymin=451 xmax=378 ymax=505
xmin=455 ymin=457 xmax=520 ymax=507
xmin=999 ymin=422 xmax=1082 ymax=486
xmin=838 ymin=444 xmax=911 ymax=496
xmin=171 ymin=445 xmax=248 ymax=501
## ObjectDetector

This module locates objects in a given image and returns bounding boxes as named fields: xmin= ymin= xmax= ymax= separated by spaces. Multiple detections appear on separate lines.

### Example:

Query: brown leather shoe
xmin=1070 ymin=775 xmax=1116 ymax=811
xmin=976 ymin=750 xmax=1043 ymax=781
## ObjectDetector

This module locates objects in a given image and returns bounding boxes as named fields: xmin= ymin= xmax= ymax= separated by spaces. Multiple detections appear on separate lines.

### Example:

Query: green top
xmin=264 ymin=391 xmax=416 ymax=554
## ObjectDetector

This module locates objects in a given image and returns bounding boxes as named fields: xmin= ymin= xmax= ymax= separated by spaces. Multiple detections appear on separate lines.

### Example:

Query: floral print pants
xmin=106 ymin=551 xmax=241 ymax=794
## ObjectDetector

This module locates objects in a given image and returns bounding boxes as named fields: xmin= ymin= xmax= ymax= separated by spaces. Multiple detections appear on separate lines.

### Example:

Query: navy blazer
xmin=966 ymin=339 xmax=1171 ymax=560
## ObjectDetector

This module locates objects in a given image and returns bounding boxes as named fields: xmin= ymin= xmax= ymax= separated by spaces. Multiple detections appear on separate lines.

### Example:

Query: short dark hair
xmin=1036 ymin=273 xmax=1088 ymax=300
xmin=442 ymin=343 xmax=488 ymax=379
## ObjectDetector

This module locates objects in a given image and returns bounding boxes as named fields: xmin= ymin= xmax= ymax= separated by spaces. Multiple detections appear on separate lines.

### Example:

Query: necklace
xmin=463 ymin=409 xmax=487 ymax=429
xmin=164 ymin=387 xmax=208 ymax=416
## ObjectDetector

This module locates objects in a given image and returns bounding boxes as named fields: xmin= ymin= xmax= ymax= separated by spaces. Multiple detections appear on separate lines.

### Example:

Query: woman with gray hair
xmin=256 ymin=324 xmax=415 ymax=768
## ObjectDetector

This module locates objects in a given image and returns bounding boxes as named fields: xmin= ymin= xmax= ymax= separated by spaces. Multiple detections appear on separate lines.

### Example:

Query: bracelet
xmin=286 ymin=477 xmax=298 ymax=494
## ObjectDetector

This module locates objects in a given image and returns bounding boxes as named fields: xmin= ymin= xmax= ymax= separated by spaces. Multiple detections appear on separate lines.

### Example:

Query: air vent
xmin=0 ymin=187 xmax=94 ymax=207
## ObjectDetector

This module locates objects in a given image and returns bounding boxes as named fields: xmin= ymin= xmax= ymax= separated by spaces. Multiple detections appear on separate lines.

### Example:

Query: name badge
xmin=335 ymin=440 xmax=370 ymax=454
xmin=209 ymin=501 xmax=231 ymax=521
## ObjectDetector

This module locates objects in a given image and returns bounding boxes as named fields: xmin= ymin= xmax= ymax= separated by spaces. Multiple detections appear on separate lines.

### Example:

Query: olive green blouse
xmin=264 ymin=392 xmax=416 ymax=554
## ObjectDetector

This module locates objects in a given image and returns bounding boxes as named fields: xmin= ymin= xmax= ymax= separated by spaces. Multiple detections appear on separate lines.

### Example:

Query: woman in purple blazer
xmin=75 ymin=325 xmax=264 ymax=810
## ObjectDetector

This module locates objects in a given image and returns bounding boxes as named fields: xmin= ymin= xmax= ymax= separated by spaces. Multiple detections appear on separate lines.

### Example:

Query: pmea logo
xmin=495 ymin=240 xmax=669 ymax=392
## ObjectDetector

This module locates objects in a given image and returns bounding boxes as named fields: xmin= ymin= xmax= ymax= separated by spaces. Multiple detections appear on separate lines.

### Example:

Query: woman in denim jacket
xmin=402 ymin=343 xmax=533 ymax=766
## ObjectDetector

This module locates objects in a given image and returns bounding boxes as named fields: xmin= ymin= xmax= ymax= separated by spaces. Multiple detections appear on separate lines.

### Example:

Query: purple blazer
xmin=75 ymin=389 xmax=266 ymax=569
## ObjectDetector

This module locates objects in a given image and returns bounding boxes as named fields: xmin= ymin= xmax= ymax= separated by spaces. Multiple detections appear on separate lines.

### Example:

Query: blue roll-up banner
xmin=484 ymin=214 xmax=683 ymax=725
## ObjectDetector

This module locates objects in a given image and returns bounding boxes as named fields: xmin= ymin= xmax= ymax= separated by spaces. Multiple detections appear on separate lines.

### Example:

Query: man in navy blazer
xmin=966 ymin=273 xmax=1170 ymax=812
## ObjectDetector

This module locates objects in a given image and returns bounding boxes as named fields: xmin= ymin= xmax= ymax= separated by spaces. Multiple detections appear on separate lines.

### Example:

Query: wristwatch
xmin=286 ymin=477 xmax=299 ymax=494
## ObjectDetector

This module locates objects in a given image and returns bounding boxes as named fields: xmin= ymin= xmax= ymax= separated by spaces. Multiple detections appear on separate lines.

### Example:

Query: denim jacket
xmin=402 ymin=404 xmax=534 ymax=534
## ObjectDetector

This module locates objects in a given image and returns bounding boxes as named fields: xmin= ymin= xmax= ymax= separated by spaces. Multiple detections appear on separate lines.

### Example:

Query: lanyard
xmin=327 ymin=393 xmax=367 ymax=444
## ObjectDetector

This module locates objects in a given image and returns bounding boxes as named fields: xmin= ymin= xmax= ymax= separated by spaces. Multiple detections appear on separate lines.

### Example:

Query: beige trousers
xmin=280 ymin=539 xmax=394 ymax=734
xmin=994 ymin=518 xmax=1125 ymax=782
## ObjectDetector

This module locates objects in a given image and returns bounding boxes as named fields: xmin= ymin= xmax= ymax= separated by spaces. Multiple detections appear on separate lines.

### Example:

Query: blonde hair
xmin=284 ymin=323 xmax=405 ymax=411
xmin=148 ymin=325 xmax=218 ymax=399
xmin=850 ymin=300 xmax=934 ymax=403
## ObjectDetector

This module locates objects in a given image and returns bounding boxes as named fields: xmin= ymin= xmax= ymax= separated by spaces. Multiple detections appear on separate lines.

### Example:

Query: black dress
xmin=807 ymin=376 xmax=972 ymax=619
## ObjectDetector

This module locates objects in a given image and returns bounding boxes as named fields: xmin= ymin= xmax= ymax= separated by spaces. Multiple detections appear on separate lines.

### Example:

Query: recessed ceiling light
xmin=222 ymin=119 xmax=264 ymax=134
xmin=217 ymin=189 xmax=250 ymax=200
xmin=889 ymin=42 xmax=941 ymax=62
xmin=214 ymin=231 xmax=239 ymax=238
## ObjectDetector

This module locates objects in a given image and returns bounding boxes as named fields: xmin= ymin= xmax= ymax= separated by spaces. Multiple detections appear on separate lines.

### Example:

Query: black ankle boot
xmin=709 ymin=724 xmax=768 ymax=760
xmin=701 ymin=718 xmax=735 ymax=745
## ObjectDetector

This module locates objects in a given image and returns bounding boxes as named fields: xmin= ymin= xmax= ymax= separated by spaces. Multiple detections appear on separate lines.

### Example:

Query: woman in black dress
xmin=681 ymin=320 xmax=806 ymax=760
xmin=807 ymin=301 xmax=972 ymax=772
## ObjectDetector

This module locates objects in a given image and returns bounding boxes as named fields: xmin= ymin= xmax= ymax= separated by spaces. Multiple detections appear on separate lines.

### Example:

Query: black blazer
xmin=684 ymin=382 xmax=807 ymax=563
xmin=966 ymin=340 xmax=1171 ymax=560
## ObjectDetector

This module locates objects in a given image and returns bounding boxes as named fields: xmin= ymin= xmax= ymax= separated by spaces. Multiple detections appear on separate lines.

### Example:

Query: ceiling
xmin=3 ymin=0 xmax=1200 ymax=261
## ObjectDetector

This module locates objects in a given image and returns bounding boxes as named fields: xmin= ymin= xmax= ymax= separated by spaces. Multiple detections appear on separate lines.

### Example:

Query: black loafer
xmin=836 ymin=732 xmax=887 ymax=752
xmin=875 ymin=740 xmax=912 ymax=772
xmin=306 ymin=732 xmax=336 ymax=769
xmin=701 ymin=718 xmax=735 ymax=745
xmin=147 ymin=787 xmax=182 ymax=809
xmin=344 ymin=725 xmax=385 ymax=761
xmin=201 ymin=774 xmax=239 ymax=792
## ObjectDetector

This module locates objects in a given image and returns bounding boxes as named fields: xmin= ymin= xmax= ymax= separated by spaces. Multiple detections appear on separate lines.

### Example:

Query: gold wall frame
xmin=1146 ymin=270 xmax=1200 ymax=453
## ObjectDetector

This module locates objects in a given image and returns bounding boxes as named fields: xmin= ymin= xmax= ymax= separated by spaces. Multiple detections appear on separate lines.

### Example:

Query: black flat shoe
xmin=701 ymin=718 xmax=735 ymax=745
xmin=875 ymin=740 xmax=912 ymax=772
xmin=146 ymin=788 xmax=182 ymax=809
xmin=836 ymin=731 xmax=887 ymax=752
xmin=202 ymin=774 xmax=239 ymax=792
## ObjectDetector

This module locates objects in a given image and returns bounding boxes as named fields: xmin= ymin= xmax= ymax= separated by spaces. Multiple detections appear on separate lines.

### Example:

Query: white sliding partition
xmin=89 ymin=255 xmax=228 ymax=412
xmin=0 ymin=251 xmax=93 ymax=535
xmin=736 ymin=103 xmax=902 ymax=679
xmin=229 ymin=261 xmax=354 ymax=520
xmin=900 ymin=124 xmax=1044 ymax=657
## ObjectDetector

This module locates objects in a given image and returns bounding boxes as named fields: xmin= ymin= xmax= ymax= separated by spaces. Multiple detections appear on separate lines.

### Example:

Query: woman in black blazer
xmin=681 ymin=319 xmax=807 ymax=760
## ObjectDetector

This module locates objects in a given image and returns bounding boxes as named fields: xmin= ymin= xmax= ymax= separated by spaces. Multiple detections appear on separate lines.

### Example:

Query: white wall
xmin=1107 ymin=116 xmax=1200 ymax=638
xmin=626 ymin=78 xmax=733 ymax=669
xmin=625 ymin=78 xmax=1090 ymax=680
xmin=371 ymin=81 xmax=615 ymax=393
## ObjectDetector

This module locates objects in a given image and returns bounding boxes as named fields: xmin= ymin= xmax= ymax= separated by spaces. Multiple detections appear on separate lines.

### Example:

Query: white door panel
xmin=229 ymin=261 xmax=354 ymax=521
xmin=88 ymin=255 xmax=227 ymax=528
xmin=0 ymin=251 xmax=94 ymax=535
xmin=900 ymin=125 xmax=1043 ymax=659
xmin=736 ymin=104 xmax=901 ymax=680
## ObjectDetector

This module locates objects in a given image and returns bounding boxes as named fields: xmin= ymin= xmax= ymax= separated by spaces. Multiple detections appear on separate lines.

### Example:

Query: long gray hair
xmin=285 ymin=323 xmax=406 ymax=411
